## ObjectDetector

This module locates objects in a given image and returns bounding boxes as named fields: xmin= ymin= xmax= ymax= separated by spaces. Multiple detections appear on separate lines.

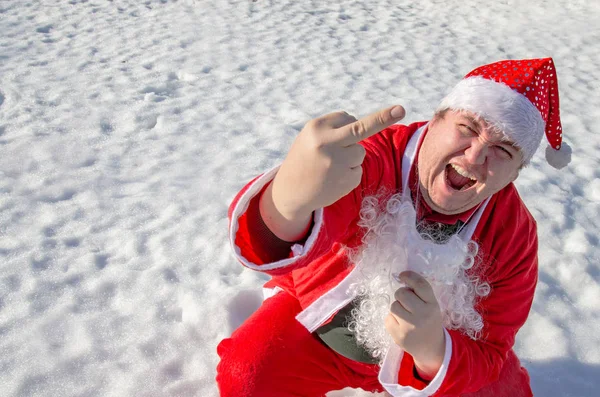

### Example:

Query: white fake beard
xmin=346 ymin=193 xmax=490 ymax=364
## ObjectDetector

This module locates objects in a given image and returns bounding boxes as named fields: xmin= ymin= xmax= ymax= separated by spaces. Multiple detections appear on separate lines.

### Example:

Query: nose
xmin=465 ymin=139 xmax=488 ymax=165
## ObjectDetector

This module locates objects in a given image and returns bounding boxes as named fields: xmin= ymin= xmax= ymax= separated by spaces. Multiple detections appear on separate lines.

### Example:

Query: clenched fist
xmin=386 ymin=271 xmax=446 ymax=380
xmin=260 ymin=105 xmax=406 ymax=241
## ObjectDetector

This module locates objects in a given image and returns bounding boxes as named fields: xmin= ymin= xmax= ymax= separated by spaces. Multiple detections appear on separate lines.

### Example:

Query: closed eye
xmin=496 ymin=145 xmax=513 ymax=159
xmin=459 ymin=124 xmax=477 ymax=135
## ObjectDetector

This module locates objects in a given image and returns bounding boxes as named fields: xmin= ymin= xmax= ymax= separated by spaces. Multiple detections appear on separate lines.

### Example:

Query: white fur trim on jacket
xmin=379 ymin=329 xmax=453 ymax=397
xmin=228 ymin=165 xmax=324 ymax=272
xmin=295 ymin=266 xmax=363 ymax=332
xmin=437 ymin=76 xmax=545 ymax=164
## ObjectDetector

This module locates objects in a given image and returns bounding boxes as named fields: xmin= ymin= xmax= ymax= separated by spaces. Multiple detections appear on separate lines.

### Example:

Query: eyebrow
xmin=462 ymin=114 xmax=518 ymax=148
xmin=463 ymin=115 xmax=483 ymax=131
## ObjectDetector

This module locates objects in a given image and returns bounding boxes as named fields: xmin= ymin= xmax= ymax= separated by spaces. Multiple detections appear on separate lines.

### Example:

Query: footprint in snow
xmin=137 ymin=114 xmax=158 ymax=130
xmin=36 ymin=24 xmax=53 ymax=34
xmin=94 ymin=254 xmax=109 ymax=270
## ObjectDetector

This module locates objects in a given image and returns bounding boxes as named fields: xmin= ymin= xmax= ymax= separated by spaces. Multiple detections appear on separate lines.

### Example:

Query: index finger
xmin=399 ymin=271 xmax=437 ymax=304
xmin=335 ymin=105 xmax=405 ymax=146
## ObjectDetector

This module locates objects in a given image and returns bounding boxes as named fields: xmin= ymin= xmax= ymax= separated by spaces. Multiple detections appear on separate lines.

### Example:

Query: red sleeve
xmin=239 ymin=182 xmax=313 ymax=264
xmin=433 ymin=191 xmax=539 ymax=395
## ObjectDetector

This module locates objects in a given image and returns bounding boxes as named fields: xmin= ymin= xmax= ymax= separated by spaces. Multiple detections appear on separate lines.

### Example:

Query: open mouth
xmin=445 ymin=164 xmax=476 ymax=191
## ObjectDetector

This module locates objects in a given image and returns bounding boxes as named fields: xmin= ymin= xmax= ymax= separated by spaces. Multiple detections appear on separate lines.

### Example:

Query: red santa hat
xmin=437 ymin=58 xmax=569 ymax=168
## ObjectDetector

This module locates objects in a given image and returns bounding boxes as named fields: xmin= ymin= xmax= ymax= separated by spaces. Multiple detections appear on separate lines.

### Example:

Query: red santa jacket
xmin=228 ymin=122 xmax=538 ymax=396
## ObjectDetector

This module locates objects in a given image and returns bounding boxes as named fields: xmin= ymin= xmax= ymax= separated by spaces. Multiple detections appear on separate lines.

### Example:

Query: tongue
xmin=447 ymin=165 xmax=471 ymax=190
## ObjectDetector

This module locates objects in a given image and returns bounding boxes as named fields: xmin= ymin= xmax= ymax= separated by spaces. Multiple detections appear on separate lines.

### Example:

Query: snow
xmin=0 ymin=0 xmax=599 ymax=396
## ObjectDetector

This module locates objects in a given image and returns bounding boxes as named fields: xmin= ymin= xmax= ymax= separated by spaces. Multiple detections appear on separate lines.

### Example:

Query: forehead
xmin=451 ymin=110 xmax=517 ymax=145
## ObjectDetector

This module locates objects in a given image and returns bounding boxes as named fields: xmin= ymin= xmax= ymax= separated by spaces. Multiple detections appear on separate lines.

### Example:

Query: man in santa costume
xmin=216 ymin=58 xmax=567 ymax=396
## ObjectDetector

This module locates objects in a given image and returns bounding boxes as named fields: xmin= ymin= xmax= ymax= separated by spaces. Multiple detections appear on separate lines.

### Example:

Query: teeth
xmin=450 ymin=164 xmax=477 ymax=181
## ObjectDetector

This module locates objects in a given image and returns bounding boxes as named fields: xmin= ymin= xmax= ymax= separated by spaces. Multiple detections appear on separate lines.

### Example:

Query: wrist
xmin=413 ymin=359 xmax=440 ymax=381
xmin=260 ymin=182 xmax=313 ymax=242
xmin=269 ymin=180 xmax=314 ymax=219
xmin=412 ymin=330 xmax=446 ymax=379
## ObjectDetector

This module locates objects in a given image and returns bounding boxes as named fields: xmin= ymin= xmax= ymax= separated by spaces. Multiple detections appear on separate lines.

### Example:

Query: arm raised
xmin=261 ymin=105 xmax=406 ymax=241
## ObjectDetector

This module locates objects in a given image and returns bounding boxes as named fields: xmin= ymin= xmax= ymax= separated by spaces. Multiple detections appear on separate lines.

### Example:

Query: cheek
xmin=487 ymin=165 xmax=519 ymax=190
xmin=438 ymin=134 xmax=464 ymax=159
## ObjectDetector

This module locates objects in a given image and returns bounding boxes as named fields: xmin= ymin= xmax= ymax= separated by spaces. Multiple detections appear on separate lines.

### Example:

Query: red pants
xmin=216 ymin=292 xmax=532 ymax=397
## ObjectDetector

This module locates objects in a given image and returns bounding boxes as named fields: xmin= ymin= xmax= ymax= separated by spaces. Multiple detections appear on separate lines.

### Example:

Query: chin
xmin=425 ymin=184 xmax=459 ymax=215
xmin=429 ymin=191 xmax=476 ymax=215
xmin=431 ymin=199 xmax=463 ymax=215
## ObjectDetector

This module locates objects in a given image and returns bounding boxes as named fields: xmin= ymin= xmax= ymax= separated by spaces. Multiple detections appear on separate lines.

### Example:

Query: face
xmin=417 ymin=110 xmax=524 ymax=215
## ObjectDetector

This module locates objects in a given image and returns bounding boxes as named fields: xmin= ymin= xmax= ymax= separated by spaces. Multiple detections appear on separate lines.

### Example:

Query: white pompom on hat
xmin=437 ymin=58 xmax=568 ymax=168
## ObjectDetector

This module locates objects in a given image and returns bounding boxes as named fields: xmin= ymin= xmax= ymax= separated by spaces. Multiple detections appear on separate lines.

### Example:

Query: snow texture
xmin=0 ymin=0 xmax=599 ymax=396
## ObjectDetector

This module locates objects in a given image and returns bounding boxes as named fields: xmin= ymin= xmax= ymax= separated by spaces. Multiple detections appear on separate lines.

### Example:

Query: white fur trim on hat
xmin=437 ymin=76 xmax=546 ymax=164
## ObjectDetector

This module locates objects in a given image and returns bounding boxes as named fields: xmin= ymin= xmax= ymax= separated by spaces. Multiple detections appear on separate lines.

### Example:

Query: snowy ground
xmin=0 ymin=0 xmax=599 ymax=396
